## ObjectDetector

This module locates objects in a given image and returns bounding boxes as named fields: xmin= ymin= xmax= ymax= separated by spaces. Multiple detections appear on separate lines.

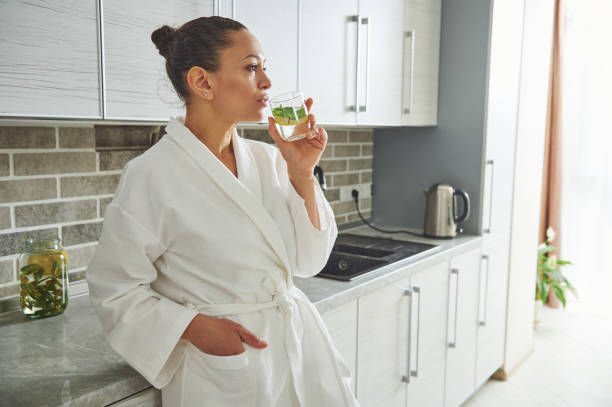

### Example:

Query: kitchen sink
xmin=316 ymin=233 xmax=441 ymax=281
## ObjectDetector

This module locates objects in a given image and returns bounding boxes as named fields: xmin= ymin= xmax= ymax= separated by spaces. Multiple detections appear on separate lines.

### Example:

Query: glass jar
xmin=18 ymin=238 xmax=69 ymax=318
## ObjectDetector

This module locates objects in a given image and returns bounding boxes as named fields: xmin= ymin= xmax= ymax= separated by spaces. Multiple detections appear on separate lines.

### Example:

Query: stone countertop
xmin=0 ymin=224 xmax=481 ymax=406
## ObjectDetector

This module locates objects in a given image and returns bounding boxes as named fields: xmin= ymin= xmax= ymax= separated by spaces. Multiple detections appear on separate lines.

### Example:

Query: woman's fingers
xmin=236 ymin=326 xmax=268 ymax=349
xmin=267 ymin=117 xmax=286 ymax=147
xmin=305 ymin=97 xmax=314 ymax=113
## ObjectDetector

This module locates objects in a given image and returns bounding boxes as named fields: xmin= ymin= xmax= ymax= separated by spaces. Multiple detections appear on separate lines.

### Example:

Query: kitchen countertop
xmin=0 ymin=224 xmax=481 ymax=406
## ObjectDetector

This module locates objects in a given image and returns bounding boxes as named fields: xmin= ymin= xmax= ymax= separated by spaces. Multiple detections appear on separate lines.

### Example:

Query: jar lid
xmin=25 ymin=237 xmax=60 ymax=251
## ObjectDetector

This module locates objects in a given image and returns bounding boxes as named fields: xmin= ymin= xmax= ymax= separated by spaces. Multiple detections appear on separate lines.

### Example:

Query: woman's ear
xmin=186 ymin=66 xmax=214 ymax=99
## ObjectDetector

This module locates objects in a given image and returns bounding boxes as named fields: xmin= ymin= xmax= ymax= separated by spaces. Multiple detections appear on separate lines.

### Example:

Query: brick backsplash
xmin=0 ymin=123 xmax=373 ymax=301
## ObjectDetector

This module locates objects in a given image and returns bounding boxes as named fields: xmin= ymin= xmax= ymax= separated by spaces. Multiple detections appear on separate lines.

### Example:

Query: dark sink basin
xmin=316 ymin=233 xmax=441 ymax=281
xmin=332 ymin=243 xmax=394 ymax=258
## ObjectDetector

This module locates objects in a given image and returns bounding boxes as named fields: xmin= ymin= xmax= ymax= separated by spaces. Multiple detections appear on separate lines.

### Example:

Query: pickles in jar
xmin=19 ymin=243 xmax=68 ymax=318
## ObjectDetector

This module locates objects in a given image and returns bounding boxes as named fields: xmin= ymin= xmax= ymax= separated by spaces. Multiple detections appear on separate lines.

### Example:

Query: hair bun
xmin=151 ymin=25 xmax=176 ymax=59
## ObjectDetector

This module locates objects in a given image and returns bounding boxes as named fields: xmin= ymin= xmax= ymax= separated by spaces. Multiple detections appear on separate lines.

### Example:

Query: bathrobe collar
xmin=164 ymin=116 xmax=292 ymax=283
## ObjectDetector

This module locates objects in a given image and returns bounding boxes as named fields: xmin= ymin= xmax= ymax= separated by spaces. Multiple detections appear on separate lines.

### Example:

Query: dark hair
xmin=151 ymin=16 xmax=248 ymax=105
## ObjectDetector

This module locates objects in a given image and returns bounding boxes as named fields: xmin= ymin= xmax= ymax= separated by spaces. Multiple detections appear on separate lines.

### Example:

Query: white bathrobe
xmin=86 ymin=116 xmax=360 ymax=407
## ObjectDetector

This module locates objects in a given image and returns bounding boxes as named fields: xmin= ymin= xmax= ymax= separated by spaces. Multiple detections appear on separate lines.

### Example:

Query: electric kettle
xmin=423 ymin=183 xmax=470 ymax=238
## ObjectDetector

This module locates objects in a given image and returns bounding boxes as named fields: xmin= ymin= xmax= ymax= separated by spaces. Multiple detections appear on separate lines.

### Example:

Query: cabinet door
xmin=357 ymin=274 xmax=411 ymax=407
xmin=406 ymin=261 xmax=449 ymax=407
xmin=356 ymin=0 xmax=404 ymax=126
xmin=401 ymin=0 xmax=442 ymax=126
xmin=0 ymin=0 xmax=100 ymax=118
xmin=103 ymin=0 xmax=214 ymax=120
xmin=235 ymin=0 xmax=298 ymax=125
xmin=475 ymin=235 xmax=510 ymax=387
xmin=480 ymin=0 xmax=525 ymax=238
xmin=320 ymin=299 xmax=358 ymax=395
xmin=300 ymin=0 xmax=359 ymax=125
xmin=444 ymin=247 xmax=480 ymax=407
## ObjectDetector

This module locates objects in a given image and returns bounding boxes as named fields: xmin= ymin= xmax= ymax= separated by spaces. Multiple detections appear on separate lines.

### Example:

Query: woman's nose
xmin=260 ymin=71 xmax=272 ymax=90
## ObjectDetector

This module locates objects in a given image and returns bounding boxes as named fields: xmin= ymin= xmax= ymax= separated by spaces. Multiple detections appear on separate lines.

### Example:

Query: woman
xmin=86 ymin=16 xmax=360 ymax=407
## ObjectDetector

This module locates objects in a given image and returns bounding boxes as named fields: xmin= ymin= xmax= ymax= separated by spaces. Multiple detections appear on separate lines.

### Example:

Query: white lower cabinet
xmin=475 ymin=235 xmax=510 ymax=388
xmin=356 ymin=260 xmax=451 ymax=407
xmin=357 ymin=272 xmax=412 ymax=406
xmin=320 ymin=298 xmax=359 ymax=395
xmin=406 ymin=261 xmax=450 ymax=407
xmin=444 ymin=247 xmax=482 ymax=407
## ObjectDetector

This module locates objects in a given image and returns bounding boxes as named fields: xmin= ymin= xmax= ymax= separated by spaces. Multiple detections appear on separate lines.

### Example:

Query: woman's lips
xmin=257 ymin=98 xmax=268 ymax=107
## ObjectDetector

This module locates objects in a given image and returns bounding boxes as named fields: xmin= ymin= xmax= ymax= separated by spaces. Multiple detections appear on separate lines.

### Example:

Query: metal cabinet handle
xmin=358 ymin=16 xmax=371 ymax=113
xmin=484 ymin=160 xmax=494 ymax=234
xmin=448 ymin=268 xmax=459 ymax=349
xmin=401 ymin=288 xmax=413 ymax=383
xmin=479 ymin=255 xmax=490 ymax=326
xmin=410 ymin=286 xmax=421 ymax=378
xmin=348 ymin=15 xmax=359 ymax=112
xmin=403 ymin=30 xmax=416 ymax=114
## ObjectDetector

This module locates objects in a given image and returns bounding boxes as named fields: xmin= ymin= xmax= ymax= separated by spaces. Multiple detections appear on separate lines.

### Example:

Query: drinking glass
xmin=269 ymin=91 xmax=310 ymax=141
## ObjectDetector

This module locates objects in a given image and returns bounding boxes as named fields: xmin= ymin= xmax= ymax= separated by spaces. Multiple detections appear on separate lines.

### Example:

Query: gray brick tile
xmin=334 ymin=144 xmax=361 ymax=157
xmin=332 ymin=173 xmax=360 ymax=187
xmin=361 ymin=171 xmax=372 ymax=183
xmin=0 ymin=207 xmax=10 ymax=230
xmin=349 ymin=131 xmax=373 ymax=143
xmin=334 ymin=215 xmax=347 ymax=225
xmin=318 ymin=159 xmax=347 ymax=173
xmin=327 ymin=130 xmax=348 ymax=143
xmin=243 ymin=129 xmax=274 ymax=144
xmin=0 ymin=259 xmax=14 ymax=284
xmin=0 ymin=283 xmax=18 ymax=299
xmin=99 ymin=150 xmax=144 ymax=171
xmin=361 ymin=144 xmax=373 ymax=156
xmin=0 ymin=126 xmax=55 ymax=149
xmin=323 ymin=188 xmax=340 ymax=202
xmin=69 ymin=270 xmax=86 ymax=282
xmin=59 ymin=127 xmax=95 ymax=148
xmin=95 ymin=126 xmax=159 ymax=148
xmin=99 ymin=197 xmax=113 ymax=217
xmin=0 ymin=227 xmax=59 ymax=257
xmin=0 ymin=178 xmax=57 ymax=203
xmin=15 ymin=200 xmax=97 ymax=227
xmin=61 ymin=174 xmax=121 ymax=197
xmin=348 ymin=158 xmax=373 ymax=171
xmin=14 ymin=152 xmax=96 ymax=175
xmin=0 ymin=154 xmax=8 ymax=177
xmin=62 ymin=222 xmax=103 ymax=246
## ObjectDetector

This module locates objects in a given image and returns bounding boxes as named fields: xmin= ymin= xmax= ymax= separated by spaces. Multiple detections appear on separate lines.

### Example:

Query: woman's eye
xmin=248 ymin=65 xmax=267 ymax=72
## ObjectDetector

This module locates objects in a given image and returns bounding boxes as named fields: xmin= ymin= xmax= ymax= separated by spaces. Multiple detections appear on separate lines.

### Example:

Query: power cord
xmin=352 ymin=189 xmax=424 ymax=237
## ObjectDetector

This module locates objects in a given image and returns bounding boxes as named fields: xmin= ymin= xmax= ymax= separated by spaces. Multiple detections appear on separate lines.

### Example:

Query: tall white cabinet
xmin=0 ymin=0 xmax=101 ymax=118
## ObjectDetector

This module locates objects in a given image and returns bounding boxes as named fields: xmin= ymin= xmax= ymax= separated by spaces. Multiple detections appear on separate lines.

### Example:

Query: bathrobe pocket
xmin=164 ymin=341 xmax=256 ymax=407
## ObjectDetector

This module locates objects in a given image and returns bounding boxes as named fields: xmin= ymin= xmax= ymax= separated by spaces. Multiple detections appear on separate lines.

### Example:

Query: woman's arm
xmin=289 ymin=174 xmax=321 ymax=230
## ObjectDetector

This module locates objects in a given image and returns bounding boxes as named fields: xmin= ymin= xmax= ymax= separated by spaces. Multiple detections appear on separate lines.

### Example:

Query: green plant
xmin=536 ymin=227 xmax=578 ymax=308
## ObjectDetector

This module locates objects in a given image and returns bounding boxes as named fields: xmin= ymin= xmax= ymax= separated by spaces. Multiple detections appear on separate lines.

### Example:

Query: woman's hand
xmin=267 ymin=97 xmax=328 ymax=181
xmin=181 ymin=314 xmax=267 ymax=356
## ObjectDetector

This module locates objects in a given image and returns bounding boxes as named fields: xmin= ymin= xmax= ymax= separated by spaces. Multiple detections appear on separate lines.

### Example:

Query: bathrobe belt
xmin=181 ymin=283 xmax=352 ymax=407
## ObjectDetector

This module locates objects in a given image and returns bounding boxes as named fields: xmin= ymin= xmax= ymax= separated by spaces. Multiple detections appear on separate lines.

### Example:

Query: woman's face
xmin=209 ymin=29 xmax=272 ymax=123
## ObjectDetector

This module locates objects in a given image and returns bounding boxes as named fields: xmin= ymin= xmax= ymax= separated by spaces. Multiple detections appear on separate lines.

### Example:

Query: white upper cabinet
xmin=102 ymin=0 xmax=214 ymax=120
xmin=300 ymin=0 xmax=359 ymax=125
xmin=235 ymin=0 xmax=298 ymax=125
xmin=401 ymin=0 xmax=442 ymax=126
xmin=356 ymin=0 xmax=405 ymax=126
xmin=480 ymin=0 xmax=525 ymax=238
xmin=0 ymin=0 xmax=101 ymax=118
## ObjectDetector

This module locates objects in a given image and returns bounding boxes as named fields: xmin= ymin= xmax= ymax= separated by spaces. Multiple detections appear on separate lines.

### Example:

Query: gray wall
xmin=372 ymin=0 xmax=491 ymax=235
